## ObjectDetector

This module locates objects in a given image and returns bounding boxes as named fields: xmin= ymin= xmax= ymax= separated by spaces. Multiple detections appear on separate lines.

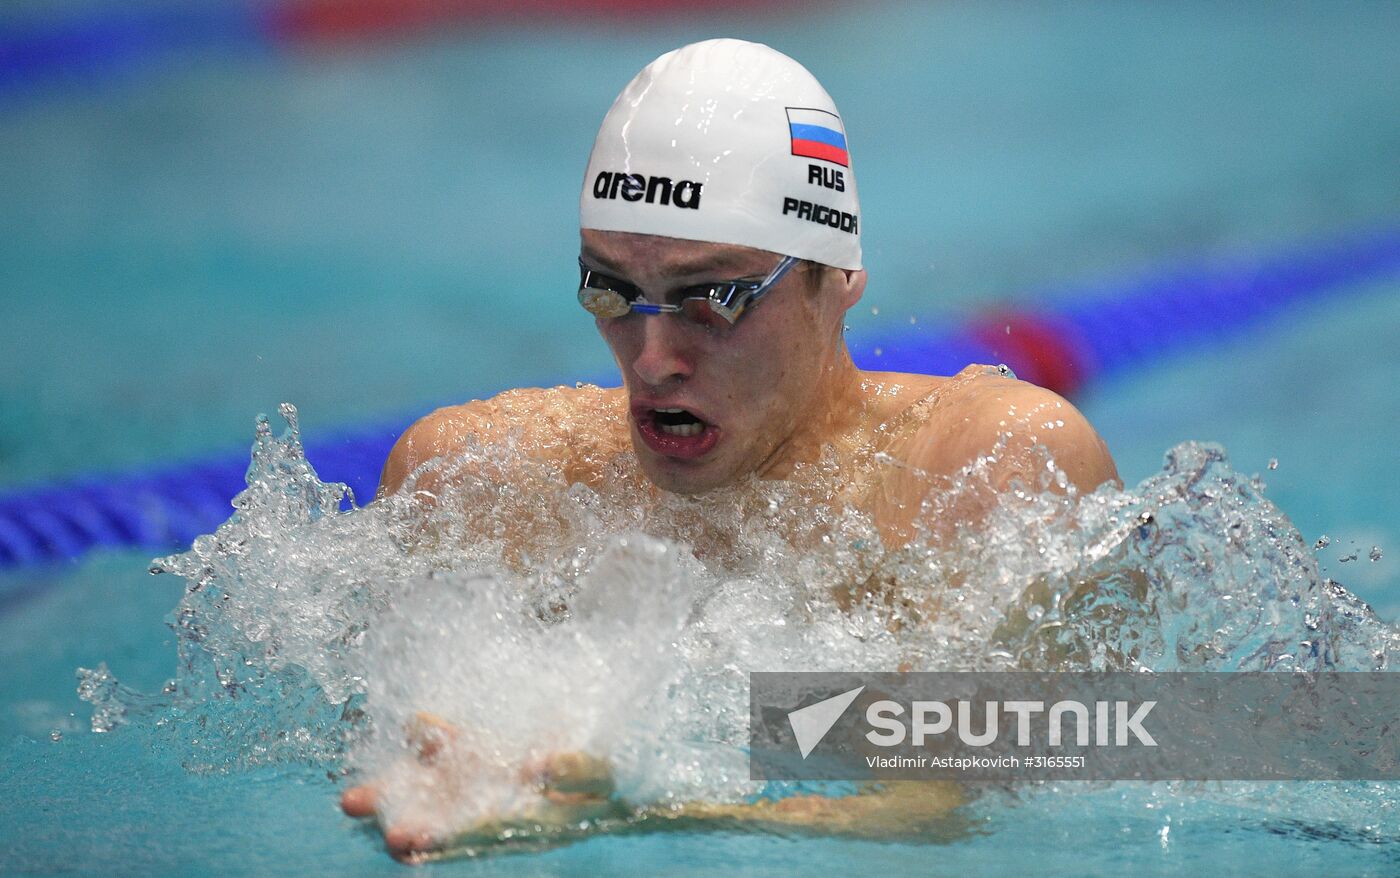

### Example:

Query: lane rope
xmin=1 ymin=0 xmax=775 ymax=97
xmin=3 ymin=225 xmax=1398 ymax=573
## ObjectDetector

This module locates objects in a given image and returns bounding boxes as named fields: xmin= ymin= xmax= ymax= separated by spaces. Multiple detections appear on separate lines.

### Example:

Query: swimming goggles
xmin=578 ymin=254 xmax=801 ymax=329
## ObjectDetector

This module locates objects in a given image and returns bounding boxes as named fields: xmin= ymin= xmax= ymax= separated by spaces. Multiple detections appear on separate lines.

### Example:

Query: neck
xmin=754 ymin=343 xmax=866 ymax=481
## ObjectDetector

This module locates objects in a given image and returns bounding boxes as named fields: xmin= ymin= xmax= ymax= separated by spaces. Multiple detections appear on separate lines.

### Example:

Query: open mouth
xmin=634 ymin=405 xmax=721 ymax=460
xmin=651 ymin=407 xmax=706 ymax=437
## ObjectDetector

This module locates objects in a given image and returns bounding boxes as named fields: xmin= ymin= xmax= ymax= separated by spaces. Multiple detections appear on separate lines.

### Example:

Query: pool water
xmin=3 ymin=2 xmax=1399 ymax=875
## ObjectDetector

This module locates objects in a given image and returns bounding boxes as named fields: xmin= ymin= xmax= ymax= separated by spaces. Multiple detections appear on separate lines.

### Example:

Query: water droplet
xmin=874 ymin=347 xmax=883 ymax=357
xmin=1267 ymin=458 xmax=1278 ymax=470
xmin=1339 ymin=552 xmax=1358 ymax=563
xmin=1004 ymin=324 xmax=1012 ymax=335
xmin=870 ymin=306 xmax=880 ymax=316
xmin=909 ymin=315 xmax=917 ymax=325
xmin=1315 ymin=535 xmax=1331 ymax=549
xmin=49 ymin=729 xmax=62 ymax=742
xmin=1370 ymin=546 xmax=1383 ymax=562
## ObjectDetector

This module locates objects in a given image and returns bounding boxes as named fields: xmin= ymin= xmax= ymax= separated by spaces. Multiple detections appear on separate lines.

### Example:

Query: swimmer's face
xmin=582 ymin=229 xmax=863 ymax=494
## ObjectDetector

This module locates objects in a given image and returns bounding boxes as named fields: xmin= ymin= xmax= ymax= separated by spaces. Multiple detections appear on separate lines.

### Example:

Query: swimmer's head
xmin=580 ymin=39 xmax=861 ymax=270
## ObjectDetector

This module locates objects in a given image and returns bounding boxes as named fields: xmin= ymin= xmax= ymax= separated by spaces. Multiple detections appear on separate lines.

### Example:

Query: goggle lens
xmin=578 ymin=287 xmax=631 ymax=319
xmin=680 ymin=297 xmax=738 ymax=329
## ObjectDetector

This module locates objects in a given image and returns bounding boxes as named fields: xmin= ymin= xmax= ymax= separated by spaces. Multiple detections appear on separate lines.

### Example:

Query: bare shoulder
xmin=859 ymin=369 xmax=949 ymax=402
xmin=378 ymin=384 xmax=627 ymax=498
xmin=895 ymin=365 xmax=1119 ymax=494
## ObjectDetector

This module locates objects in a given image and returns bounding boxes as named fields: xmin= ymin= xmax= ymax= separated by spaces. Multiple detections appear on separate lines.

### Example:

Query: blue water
xmin=3 ymin=1 xmax=1400 ymax=874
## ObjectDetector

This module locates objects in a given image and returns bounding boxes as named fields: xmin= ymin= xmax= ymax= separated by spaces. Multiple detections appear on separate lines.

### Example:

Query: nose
xmin=627 ymin=314 xmax=696 ymax=388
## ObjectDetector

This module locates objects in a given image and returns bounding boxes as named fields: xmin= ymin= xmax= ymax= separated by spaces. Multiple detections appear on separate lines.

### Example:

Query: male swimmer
xmin=341 ymin=39 xmax=1118 ymax=860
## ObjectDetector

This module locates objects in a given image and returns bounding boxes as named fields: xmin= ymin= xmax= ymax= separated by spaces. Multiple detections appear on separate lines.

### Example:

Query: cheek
xmin=717 ymin=326 xmax=806 ymax=413
xmin=598 ymin=319 xmax=638 ymax=360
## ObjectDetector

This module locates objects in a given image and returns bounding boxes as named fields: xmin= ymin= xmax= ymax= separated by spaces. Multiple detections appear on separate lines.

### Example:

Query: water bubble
xmin=75 ymin=408 xmax=1400 ymax=843
xmin=1339 ymin=552 xmax=1359 ymax=563
xmin=277 ymin=402 xmax=299 ymax=434
xmin=1267 ymin=458 xmax=1278 ymax=470
xmin=870 ymin=306 xmax=880 ymax=316
xmin=49 ymin=729 xmax=62 ymax=743
xmin=1370 ymin=546 xmax=1383 ymax=562
xmin=874 ymin=347 xmax=883 ymax=357
xmin=1315 ymin=535 xmax=1331 ymax=549
xmin=909 ymin=315 xmax=917 ymax=324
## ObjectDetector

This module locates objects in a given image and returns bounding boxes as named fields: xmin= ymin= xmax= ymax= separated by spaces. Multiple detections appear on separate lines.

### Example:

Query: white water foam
xmin=77 ymin=402 xmax=1399 ymax=846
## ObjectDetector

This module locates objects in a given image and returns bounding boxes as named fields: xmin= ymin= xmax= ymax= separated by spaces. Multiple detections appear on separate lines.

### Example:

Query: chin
xmin=635 ymin=449 xmax=734 ymax=495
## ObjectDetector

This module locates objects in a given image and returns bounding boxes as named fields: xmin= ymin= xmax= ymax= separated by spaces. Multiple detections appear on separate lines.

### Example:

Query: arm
xmin=874 ymin=373 xmax=1119 ymax=546
xmin=865 ymin=372 xmax=1143 ymax=671
xmin=344 ymin=713 xmax=966 ymax=860
xmin=341 ymin=714 xmax=627 ymax=862
xmin=377 ymin=403 xmax=491 ymax=501
xmin=644 ymin=780 xmax=966 ymax=841
xmin=910 ymin=372 xmax=1117 ymax=495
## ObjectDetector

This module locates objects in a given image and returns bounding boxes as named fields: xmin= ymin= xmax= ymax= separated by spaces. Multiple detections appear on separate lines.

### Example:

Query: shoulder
xmin=896 ymin=365 xmax=1119 ymax=494
xmin=378 ymin=384 xmax=626 ymax=498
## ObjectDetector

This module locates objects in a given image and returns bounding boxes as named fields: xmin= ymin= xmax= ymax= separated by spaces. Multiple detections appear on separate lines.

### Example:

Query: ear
xmin=837 ymin=268 xmax=867 ymax=312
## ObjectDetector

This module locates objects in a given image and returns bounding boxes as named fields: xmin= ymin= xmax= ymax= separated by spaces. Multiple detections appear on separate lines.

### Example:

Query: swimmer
xmin=341 ymin=39 xmax=1119 ymax=860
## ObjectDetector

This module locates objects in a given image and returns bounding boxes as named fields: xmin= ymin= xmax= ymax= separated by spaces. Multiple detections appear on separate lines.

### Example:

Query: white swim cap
xmin=580 ymin=39 xmax=862 ymax=270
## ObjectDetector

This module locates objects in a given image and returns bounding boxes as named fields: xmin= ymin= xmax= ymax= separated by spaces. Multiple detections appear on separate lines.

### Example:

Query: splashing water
xmin=77 ymin=401 xmax=1400 ymax=850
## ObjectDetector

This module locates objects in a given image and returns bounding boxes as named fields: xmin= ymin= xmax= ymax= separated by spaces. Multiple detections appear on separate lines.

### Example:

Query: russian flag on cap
xmin=787 ymin=107 xmax=849 ymax=167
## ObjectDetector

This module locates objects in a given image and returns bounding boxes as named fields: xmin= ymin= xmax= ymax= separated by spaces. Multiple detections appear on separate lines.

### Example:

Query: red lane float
xmin=267 ymin=0 xmax=789 ymax=43
xmin=968 ymin=312 xmax=1093 ymax=399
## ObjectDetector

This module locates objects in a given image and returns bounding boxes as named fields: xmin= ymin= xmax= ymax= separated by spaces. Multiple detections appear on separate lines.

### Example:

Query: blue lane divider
xmin=2 ymin=224 xmax=1399 ymax=574
xmin=0 ymin=426 xmax=400 ymax=573
xmin=0 ymin=4 xmax=273 ymax=98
